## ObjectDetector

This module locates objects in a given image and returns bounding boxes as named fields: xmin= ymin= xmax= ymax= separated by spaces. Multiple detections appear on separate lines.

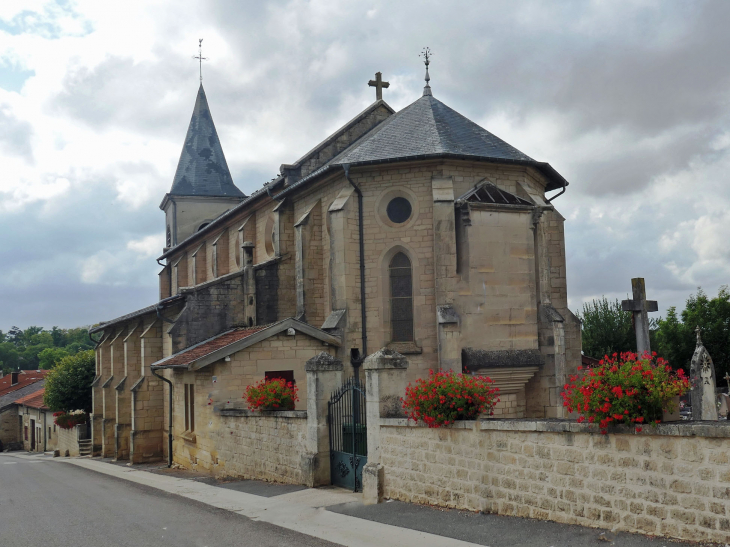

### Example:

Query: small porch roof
xmin=150 ymin=318 xmax=341 ymax=371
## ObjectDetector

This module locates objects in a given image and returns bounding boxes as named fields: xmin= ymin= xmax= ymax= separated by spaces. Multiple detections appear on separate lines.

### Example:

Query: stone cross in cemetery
xmin=690 ymin=326 xmax=719 ymax=421
xmin=368 ymin=72 xmax=390 ymax=101
xmin=621 ymin=278 xmax=658 ymax=356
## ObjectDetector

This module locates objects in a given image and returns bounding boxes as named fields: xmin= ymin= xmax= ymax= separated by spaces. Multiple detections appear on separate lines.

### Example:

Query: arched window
xmin=389 ymin=252 xmax=414 ymax=342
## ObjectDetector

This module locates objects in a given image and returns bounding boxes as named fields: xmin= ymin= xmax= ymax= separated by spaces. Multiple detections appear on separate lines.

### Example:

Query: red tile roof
xmin=160 ymin=326 xmax=269 ymax=367
xmin=0 ymin=370 xmax=49 ymax=397
xmin=15 ymin=389 xmax=48 ymax=409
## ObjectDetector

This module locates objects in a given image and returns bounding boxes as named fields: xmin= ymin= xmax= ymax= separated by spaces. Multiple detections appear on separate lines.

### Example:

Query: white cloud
xmin=127 ymin=233 xmax=164 ymax=258
xmin=2 ymin=0 xmax=730 ymax=329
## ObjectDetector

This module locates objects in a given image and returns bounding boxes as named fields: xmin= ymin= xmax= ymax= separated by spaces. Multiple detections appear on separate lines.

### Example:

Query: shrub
xmin=561 ymin=352 xmax=690 ymax=434
xmin=54 ymin=410 xmax=88 ymax=430
xmin=402 ymin=370 xmax=500 ymax=428
xmin=245 ymin=378 xmax=299 ymax=410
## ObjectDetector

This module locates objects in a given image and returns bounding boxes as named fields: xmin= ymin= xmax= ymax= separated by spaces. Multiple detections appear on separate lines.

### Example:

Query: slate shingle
xmin=170 ymin=85 xmax=245 ymax=198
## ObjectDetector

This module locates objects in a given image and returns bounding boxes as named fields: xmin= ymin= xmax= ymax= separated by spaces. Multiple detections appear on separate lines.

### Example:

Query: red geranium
xmin=54 ymin=411 xmax=88 ymax=430
xmin=245 ymin=378 xmax=299 ymax=410
xmin=562 ymin=352 xmax=690 ymax=434
xmin=402 ymin=370 xmax=500 ymax=428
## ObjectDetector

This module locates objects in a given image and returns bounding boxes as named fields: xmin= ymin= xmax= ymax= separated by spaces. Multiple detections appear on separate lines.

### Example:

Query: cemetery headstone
xmin=621 ymin=278 xmax=658 ymax=356
xmin=718 ymin=393 xmax=729 ymax=419
xmin=690 ymin=326 xmax=718 ymax=421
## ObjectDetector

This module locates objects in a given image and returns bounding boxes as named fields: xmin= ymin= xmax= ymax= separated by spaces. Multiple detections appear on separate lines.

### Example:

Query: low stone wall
xmin=190 ymin=409 xmax=308 ymax=484
xmin=56 ymin=426 xmax=80 ymax=457
xmin=379 ymin=419 xmax=730 ymax=544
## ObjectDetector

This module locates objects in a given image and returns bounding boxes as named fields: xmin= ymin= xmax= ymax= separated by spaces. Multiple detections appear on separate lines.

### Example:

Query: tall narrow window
xmin=184 ymin=383 xmax=195 ymax=432
xmin=389 ymin=252 xmax=414 ymax=342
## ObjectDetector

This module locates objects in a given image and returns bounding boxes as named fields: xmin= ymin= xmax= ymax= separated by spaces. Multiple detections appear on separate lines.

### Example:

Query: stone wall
xmin=56 ymin=424 xmax=80 ymax=457
xmin=198 ymin=409 xmax=307 ymax=484
xmin=169 ymin=271 xmax=246 ymax=352
xmin=378 ymin=419 xmax=730 ymax=544
xmin=0 ymin=407 xmax=20 ymax=447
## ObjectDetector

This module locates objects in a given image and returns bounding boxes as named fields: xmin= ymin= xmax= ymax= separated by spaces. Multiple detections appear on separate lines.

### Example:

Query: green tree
xmin=578 ymin=297 xmax=636 ymax=359
xmin=38 ymin=347 xmax=70 ymax=369
xmin=43 ymin=350 xmax=95 ymax=412
xmin=655 ymin=286 xmax=730 ymax=381
xmin=0 ymin=342 xmax=19 ymax=371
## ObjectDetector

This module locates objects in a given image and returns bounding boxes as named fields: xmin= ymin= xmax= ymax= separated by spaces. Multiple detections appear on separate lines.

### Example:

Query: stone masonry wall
xmin=379 ymin=419 xmax=730 ymax=544
xmin=203 ymin=410 xmax=307 ymax=484
xmin=0 ymin=407 xmax=19 ymax=447
xmin=56 ymin=424 xmax=80 ymax=457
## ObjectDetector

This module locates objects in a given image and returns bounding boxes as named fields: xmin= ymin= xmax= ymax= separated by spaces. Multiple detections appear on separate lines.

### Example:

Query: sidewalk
xmin=42 ymin=455 xmax=719 ymax=547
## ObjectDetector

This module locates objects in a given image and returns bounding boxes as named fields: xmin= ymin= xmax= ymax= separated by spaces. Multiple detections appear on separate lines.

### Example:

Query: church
xmin=89 ymin=61 xmax=580 ymax=470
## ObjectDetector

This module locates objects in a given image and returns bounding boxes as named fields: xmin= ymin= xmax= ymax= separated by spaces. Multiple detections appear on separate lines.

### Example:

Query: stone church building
xmin=89 ymin=68 xmax=580 ymax=468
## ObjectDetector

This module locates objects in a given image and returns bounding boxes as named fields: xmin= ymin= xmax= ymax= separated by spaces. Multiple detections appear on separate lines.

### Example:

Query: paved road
xmin=0 ymin=453 xmax=339 ymax=547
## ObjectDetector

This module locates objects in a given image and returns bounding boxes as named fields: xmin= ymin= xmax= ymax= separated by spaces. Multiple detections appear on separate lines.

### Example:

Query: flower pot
xmin=662 ymin=396 xmax=681 ymax=422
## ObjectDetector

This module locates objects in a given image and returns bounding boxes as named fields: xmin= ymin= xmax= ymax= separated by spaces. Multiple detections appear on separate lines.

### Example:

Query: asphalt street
xmin=0 ymin=453 xmax=339 ymax=547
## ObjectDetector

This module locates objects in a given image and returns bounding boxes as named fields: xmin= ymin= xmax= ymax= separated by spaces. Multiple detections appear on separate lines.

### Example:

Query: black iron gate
xmin=328 ymin=377 xmax=367 ymax=491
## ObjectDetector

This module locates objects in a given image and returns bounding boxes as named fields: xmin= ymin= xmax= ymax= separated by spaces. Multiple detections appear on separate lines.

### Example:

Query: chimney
xmin=11 ymin=372 xmax=20 ymax=386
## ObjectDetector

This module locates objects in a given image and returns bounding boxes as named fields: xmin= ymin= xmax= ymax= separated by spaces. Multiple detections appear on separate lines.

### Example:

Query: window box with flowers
xmin=561 ymin=352 xmax=690 ymax=434
xmin=402 ymin=370 xmax=500 ymax=428
xmin=245 ymin=378 xmax=299 ymax=411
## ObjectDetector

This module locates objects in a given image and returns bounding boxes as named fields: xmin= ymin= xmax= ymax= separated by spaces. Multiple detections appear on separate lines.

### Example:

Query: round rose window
xmin=386 ymin=197 xmax=412 ymax=224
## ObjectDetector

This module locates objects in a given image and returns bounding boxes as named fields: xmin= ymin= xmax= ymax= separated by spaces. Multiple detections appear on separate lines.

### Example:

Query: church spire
xmin=420 ymin=47 xmax=432 ymax=97
xmin=169 ymin=85 xmax=244 ymax=197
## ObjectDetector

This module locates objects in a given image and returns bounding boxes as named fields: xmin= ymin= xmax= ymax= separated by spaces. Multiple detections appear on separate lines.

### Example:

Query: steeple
xmin=169 ymin=85 xmax=244 ymax=197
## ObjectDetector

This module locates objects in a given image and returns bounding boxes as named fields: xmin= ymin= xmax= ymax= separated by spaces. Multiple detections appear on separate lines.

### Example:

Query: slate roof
xmin=15 ymin=388 xmax=47 ymax=410
xmin=169 ymin=84 xmax=245 ymax=198
xmin=335 ymin=94 xmax=533 ymax=165
xmin=89 ymin=294 xmax=184 ymax=334
xmin=277 ymin=93 xmax=568 ymax=197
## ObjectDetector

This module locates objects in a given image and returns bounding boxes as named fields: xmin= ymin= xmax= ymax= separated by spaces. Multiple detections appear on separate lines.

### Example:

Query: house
xmin=16 ymin=389 xmax=57 ymax=453
xmin=0 ymin=370 xmax=48 ymax=451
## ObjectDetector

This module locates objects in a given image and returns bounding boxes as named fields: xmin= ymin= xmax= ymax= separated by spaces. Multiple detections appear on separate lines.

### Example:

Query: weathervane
xmin=193 ymin=38 xmax=208 ymax=83
xmin=420 ymin=47 xmax=432 ymax=96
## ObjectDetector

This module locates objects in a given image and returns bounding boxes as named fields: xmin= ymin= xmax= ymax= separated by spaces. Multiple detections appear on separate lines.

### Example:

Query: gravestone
xmin=690 ymin=327 xmax=718 ymax=421
xmin=621 ymin=278 xmax=658 ymax=356
xmin=718 ymin=394 xmax=729 ymax=419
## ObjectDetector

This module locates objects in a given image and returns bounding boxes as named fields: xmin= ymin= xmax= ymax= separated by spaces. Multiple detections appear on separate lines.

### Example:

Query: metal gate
xmin=328 ymin=377 xmax=367 ymax=491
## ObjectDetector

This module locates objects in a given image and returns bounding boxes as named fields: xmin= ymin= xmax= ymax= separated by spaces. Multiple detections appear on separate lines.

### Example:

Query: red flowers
xmin=245 ymin=378 xmax=299 ymax=411
xmin=54 ymin=411 xmax=88 ymax=430
xmin=402 ymin=370 xmax=500 ymax=428
xmin=561 ymin=352 xmax=689 ymax=435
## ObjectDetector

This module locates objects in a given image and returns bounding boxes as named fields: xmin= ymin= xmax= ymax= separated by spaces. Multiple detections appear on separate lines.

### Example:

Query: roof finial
xmin=193 ymin=38 xmax=208 ymax=83
xmin=420 ymin=47 xmax=432 ymax=96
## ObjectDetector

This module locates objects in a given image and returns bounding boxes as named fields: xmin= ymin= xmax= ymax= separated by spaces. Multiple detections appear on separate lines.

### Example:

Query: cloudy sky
xmin=1 ymin=0 xmax=729 ymax=331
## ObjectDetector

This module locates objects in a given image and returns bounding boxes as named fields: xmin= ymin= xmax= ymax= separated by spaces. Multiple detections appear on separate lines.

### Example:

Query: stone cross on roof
xmin=368 ymin=72 xmax=389 ymax=101
xmin=621 ymin=277 xmax=658 ymax=356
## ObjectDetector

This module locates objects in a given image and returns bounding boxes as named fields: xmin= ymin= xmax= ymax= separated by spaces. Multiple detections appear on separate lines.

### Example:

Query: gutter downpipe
xmin=342 ymin=164 xmax=368 ymax=379
xmin=151 ymin=367 xmax=173 ymax=468
xmin=547 ymin=180 xmax=566 ymax=203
